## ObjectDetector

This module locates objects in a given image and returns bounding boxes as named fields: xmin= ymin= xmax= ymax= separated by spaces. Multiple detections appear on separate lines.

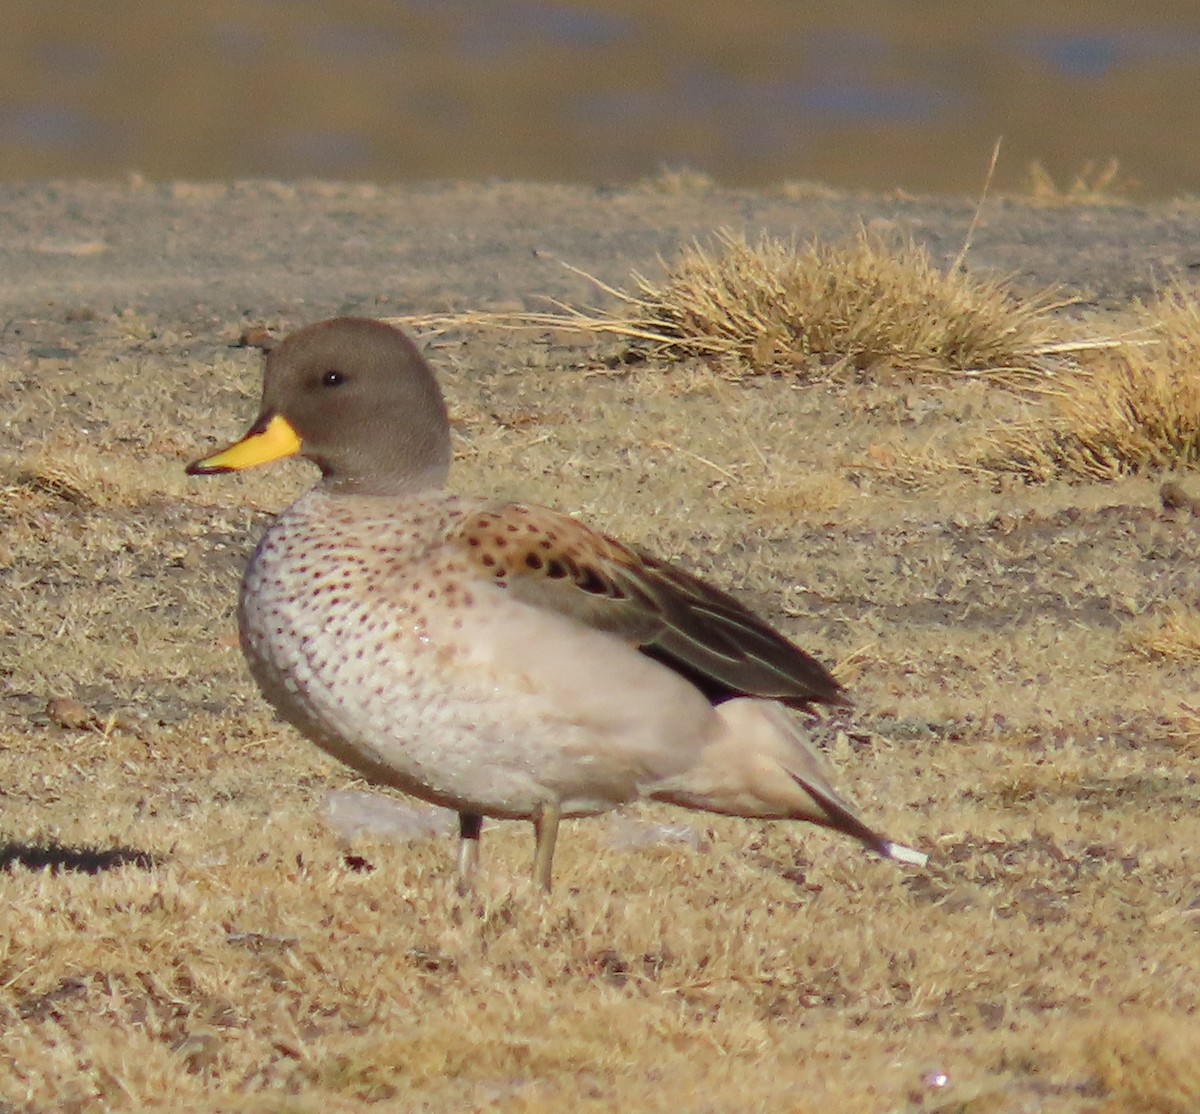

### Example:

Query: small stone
xmin=1160 ymin=481 xmax=1199 ymax=513
xmin=234 ymin=326 xmax=275 ymax=351
xmin=323 ymin=789 xmax=457 ymax=844
xmin=46 ymin=697 xmax=95 ymax=730
xmin=32 ymin=238 xmax=108 ymax=257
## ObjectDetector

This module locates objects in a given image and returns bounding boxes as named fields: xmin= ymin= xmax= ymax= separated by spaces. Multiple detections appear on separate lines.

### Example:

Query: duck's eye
xmin=322 ymin=370 xmax=346 ymax=387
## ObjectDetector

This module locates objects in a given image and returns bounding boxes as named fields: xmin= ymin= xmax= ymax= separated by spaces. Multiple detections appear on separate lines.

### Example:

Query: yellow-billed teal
xmin=188 ymin=317 xmax=925 ymax=890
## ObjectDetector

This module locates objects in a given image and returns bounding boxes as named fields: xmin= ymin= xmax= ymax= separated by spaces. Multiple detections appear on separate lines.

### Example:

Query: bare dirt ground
xmin=0 ymin=180 xmax=1197 ymax=1112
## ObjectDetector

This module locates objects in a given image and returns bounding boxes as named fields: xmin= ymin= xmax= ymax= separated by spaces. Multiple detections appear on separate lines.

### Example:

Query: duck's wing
xmin=449 ymin=503 xmax=849 ymax=710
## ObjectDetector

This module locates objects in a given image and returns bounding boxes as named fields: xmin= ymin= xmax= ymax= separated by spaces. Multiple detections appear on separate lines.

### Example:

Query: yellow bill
xmin=186 ymin=413 xmax=302 ymax=475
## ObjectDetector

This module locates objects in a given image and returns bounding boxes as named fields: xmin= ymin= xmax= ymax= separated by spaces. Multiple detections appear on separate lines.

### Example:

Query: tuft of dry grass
xmin=634 ymin=164 xmax=716 ymax=195
xmin=1172 ymin=705 xmax=1200 ymax=752
xmin=613 ymin=229 xmax=1062 ymax=382
xmin=989 ymin=288 xmax=1200 ymax=481
xmin=729 ymin=472 xmax=855 ymax=519
xmin=1128 ymin=606 xmax=1200 ymax=663
xmin=1160 ymin=704 xmax=1200 ymax=757
xmin=1 ymin=449 xmax=157 ymax=510
xmin=1024 ymin=157 xmax=1136 ymax=205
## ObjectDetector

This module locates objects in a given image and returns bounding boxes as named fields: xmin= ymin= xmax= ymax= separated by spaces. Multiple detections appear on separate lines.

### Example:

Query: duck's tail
xmin=660 ymin=697 xmax=928 ymax=867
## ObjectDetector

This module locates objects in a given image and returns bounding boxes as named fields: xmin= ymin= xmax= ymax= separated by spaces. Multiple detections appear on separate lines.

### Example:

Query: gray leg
xmin=457 ymin=812 xmax=482 ymax=894
xmin=532 ymin=802 xmax=561 ymax=892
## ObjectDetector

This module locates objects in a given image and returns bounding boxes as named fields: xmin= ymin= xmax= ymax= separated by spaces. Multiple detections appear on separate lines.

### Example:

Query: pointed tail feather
xmin=787 ymin=766 xmax=928 ymax=867
xmin=882 ymin=841 xmax=928 ymax=867
xmin=675 ymin=698 xmax=928 ymax=866
xmin=750 ymin=699 xmax=928 ymax=867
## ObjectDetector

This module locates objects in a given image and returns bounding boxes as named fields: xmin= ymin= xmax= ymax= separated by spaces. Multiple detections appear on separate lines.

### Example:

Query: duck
xmin=187 ymin=317 xmax=925 ymax=890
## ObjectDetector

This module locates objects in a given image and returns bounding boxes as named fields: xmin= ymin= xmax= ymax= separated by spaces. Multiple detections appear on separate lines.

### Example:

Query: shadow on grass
xmin=0 ymin=840 xmax=157 ymax=874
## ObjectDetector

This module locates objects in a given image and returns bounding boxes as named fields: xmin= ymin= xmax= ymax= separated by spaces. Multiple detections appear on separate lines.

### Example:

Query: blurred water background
xmin=2 ymin=0 xmax=1199 ymax=197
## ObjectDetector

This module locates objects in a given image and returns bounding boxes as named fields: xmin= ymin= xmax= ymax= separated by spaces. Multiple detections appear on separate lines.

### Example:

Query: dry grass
xmin=1164 ymin=704 xmax=1200 ymax=755
xmin=991 ymin=289 xmax=1200 ymax=481
xmin=1024 ymin=157 xmax=1137 ymax=205
xmin=0 ymin=443 xmax=198 ymax=510
xmin=1084 ymin=1014 xmax=1200 ymax=1113
xmin=1129 ymin=606 xmax=1200 ymax=664
xmin=634 ymin=164 xmax=717 ymax=195
xmin=602 ymin=229 xmax=1063 ymax=382
xmin=0 ymin=292 xmax=1197 ymax=1111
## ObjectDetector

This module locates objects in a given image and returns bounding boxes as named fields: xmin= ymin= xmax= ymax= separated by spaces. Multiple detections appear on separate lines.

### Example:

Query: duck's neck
xmin=317 ymin=462 xmax=450 ymax=498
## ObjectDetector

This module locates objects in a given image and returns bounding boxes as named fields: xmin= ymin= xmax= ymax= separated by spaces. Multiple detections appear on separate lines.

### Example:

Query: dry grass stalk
xmin=990 ymin=288 xmax=1200 ymax=481
xmin=388 ymin=308 xmax=687 ymax=351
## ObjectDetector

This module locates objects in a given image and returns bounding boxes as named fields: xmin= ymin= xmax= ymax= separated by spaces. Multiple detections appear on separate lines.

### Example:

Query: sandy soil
xmin=0 ymin=179 xmax=1199 ymax=329
xmin=0 ymin=180 xmax=1197 ymax=1112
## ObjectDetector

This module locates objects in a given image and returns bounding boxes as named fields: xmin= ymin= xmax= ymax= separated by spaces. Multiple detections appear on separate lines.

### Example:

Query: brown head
xmin=187 ymin=317 xmax=451 ymax=496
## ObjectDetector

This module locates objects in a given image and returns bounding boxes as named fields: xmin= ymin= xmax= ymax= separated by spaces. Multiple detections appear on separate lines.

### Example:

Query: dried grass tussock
xmin=391 ymin=229 xmax=1200 ymax=490
xmin=611 ymin=230 xmax=1064 ymax=382
xmin=1166 ymin=704 xmax=1200 ymax=755
xmin=992 ymin=287 xmax=1200 ymax=481
xmin=1023 ymin=157 xmax=1136 ymax=206
xmin=1129 ymin=605 xmax=1200 ymax=664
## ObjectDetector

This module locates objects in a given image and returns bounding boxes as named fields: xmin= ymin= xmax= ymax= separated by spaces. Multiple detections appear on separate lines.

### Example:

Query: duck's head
xmin=187 ymin=317 xmax=451 ymax=495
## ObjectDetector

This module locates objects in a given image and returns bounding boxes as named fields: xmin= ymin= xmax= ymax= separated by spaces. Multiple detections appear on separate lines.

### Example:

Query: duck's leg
xmin=456 ymin=812 xmax=482 ymax=894
xmin=531 ymin=802 xmax=561 ymax=892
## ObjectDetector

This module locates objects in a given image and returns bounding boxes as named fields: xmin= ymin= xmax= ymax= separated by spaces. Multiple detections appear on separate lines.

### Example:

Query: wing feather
xmin=450 ymin=504 xmax=848 ymax=709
